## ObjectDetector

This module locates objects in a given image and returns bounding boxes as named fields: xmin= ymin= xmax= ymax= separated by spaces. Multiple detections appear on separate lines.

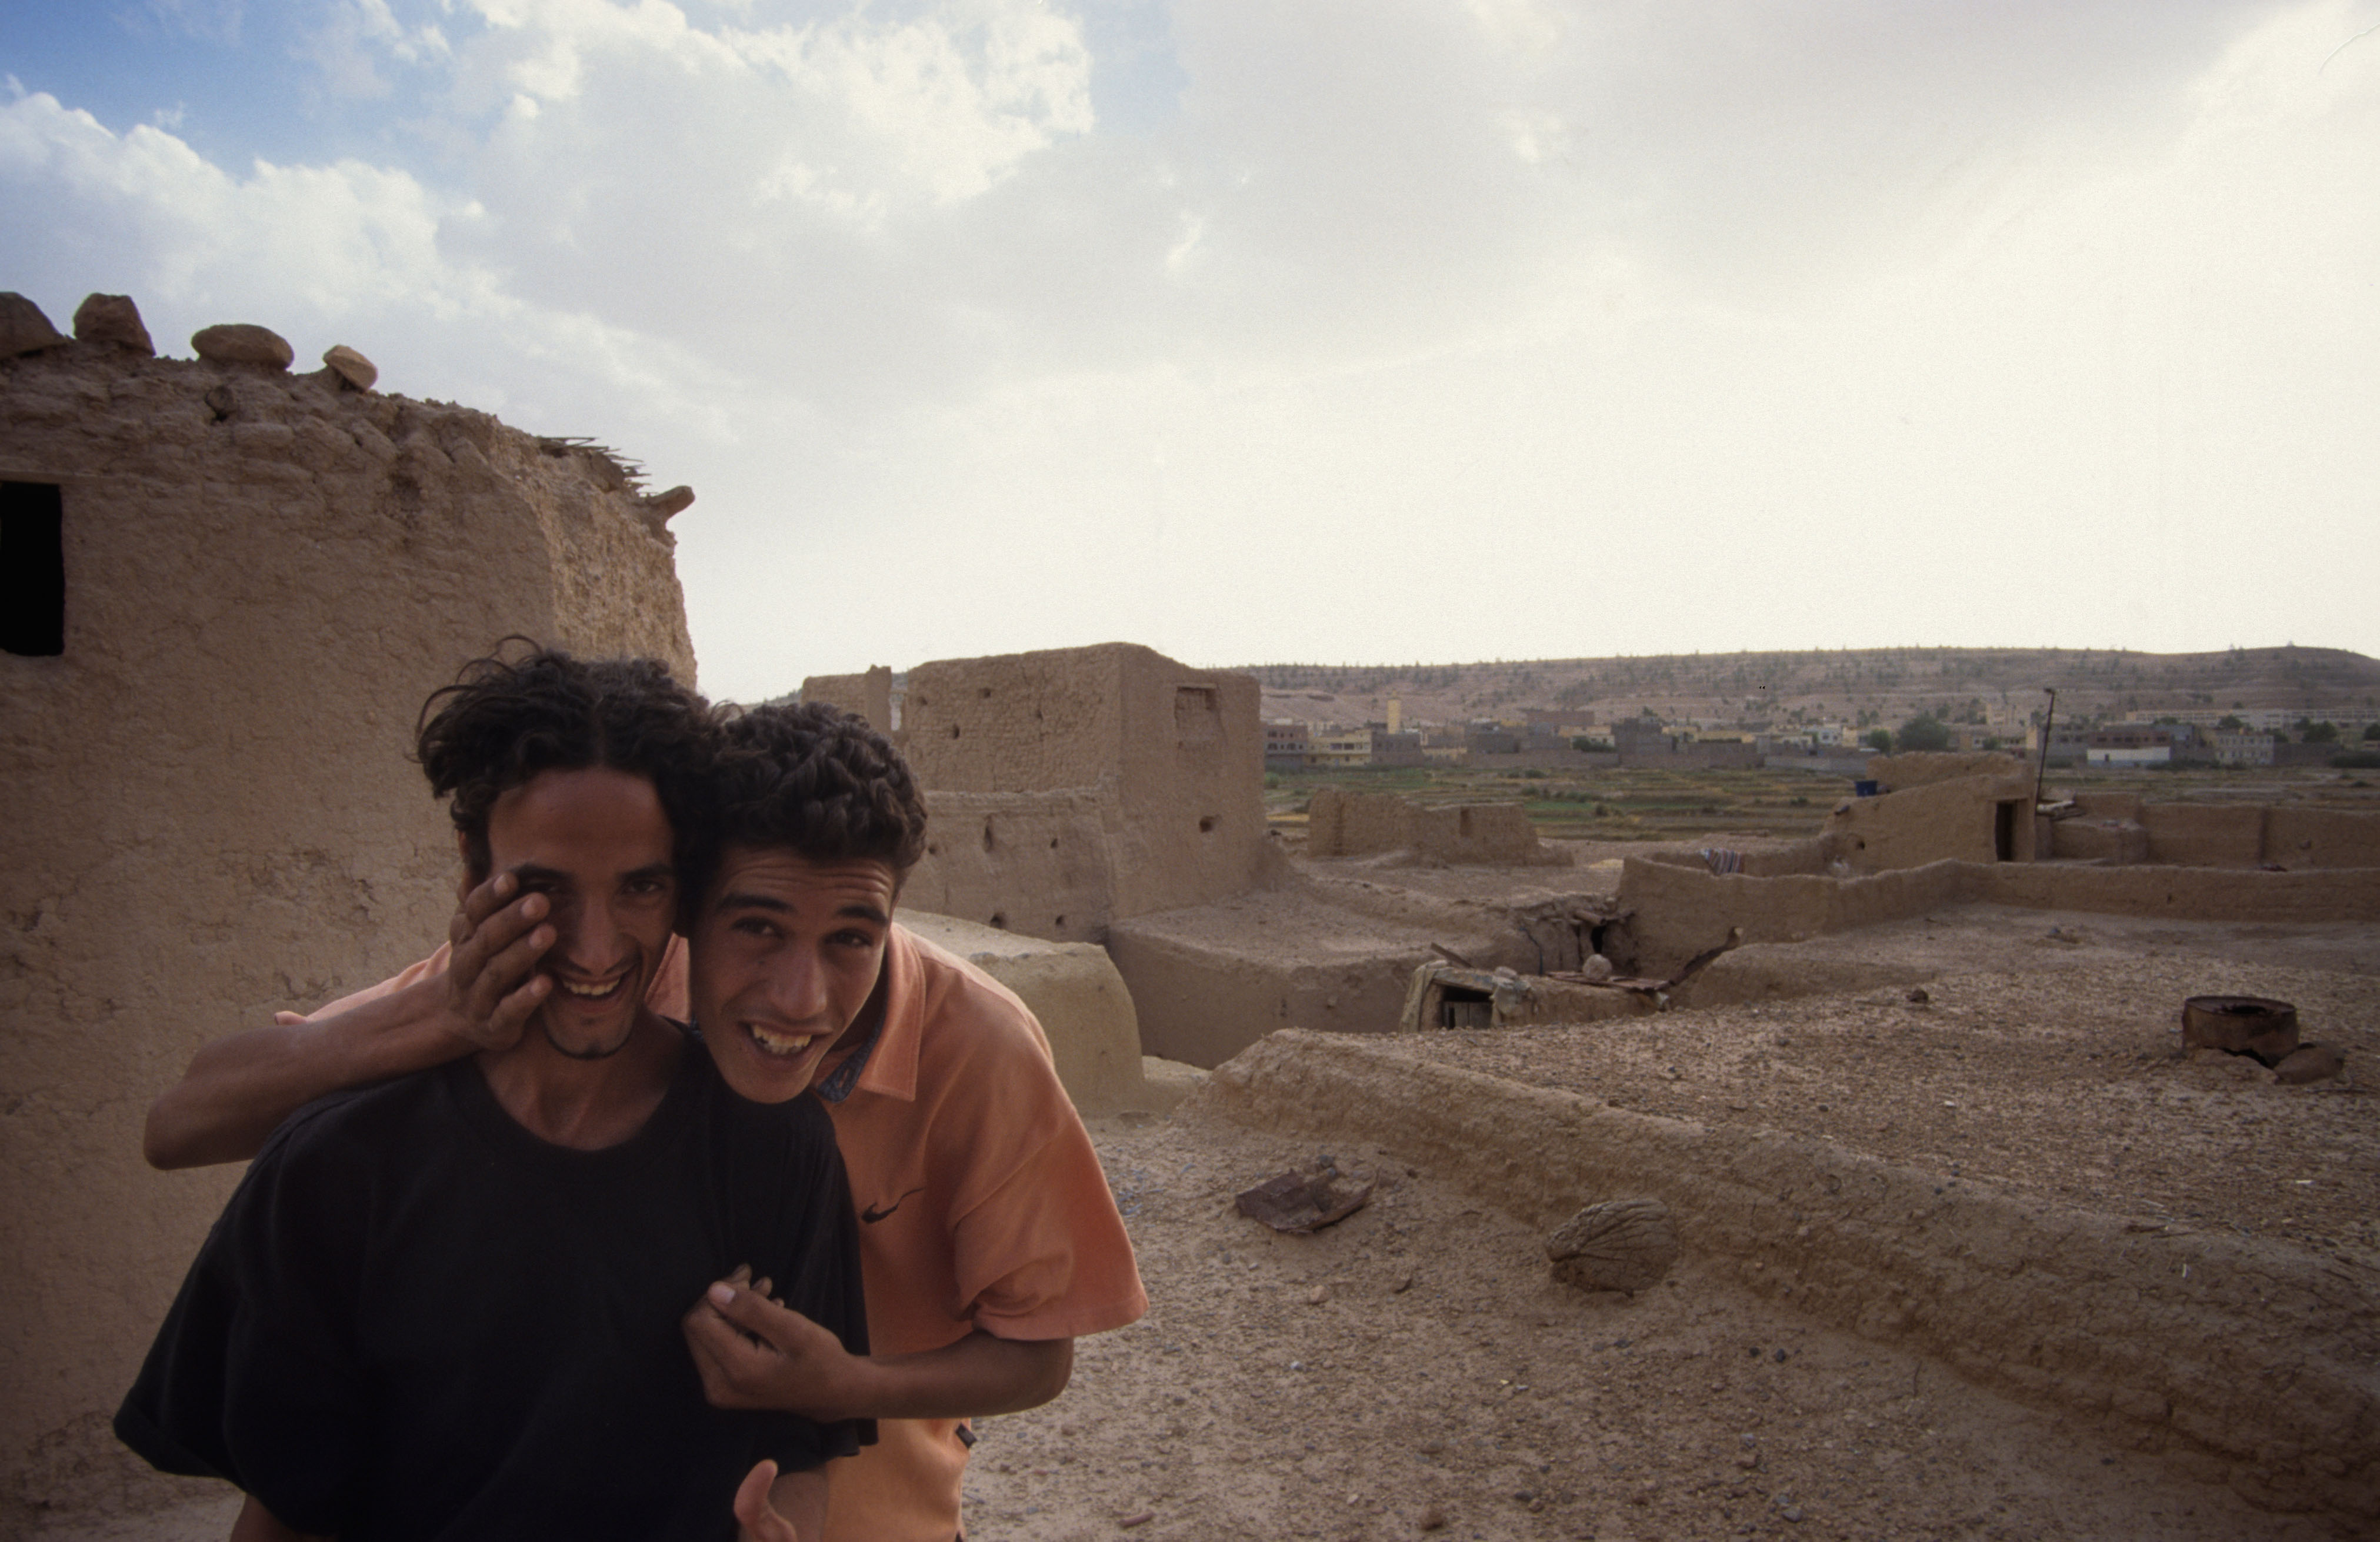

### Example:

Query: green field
xmin=1264 ymin=763 xmax=2380 ymax=845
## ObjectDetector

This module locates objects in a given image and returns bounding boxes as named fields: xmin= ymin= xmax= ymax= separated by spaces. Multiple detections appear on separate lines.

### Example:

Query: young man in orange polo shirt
xmin=145 ymin=698 xmax=1145 ymax=1542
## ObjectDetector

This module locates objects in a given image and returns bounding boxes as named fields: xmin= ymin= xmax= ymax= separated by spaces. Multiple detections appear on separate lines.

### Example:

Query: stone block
xmin=0 ymin=292 xmax=69 ymax=358
xmin=72 ymin=293 xmax=153 ymax=353
xmin=192 ymin=323 xmax=294 ymax=369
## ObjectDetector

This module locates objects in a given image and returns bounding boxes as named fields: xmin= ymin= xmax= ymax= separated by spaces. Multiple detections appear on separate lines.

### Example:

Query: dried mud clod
xmin=2273 ymin=1042 xmax=2345 ymax=1084
xmin=1546 ymin=1196 xmax=1679 ymax=1294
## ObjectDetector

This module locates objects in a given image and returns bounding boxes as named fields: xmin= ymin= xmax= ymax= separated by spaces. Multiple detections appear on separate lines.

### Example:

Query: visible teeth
xmin=559 ymin=977 xmax=622 ymax=998
xmin=749 ymin=1024 xmax=815 ymax=1056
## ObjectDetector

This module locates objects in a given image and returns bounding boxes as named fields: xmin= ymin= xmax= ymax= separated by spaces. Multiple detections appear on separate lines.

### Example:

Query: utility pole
xmin=2034 ymin=687 xmax=2058 ymax=807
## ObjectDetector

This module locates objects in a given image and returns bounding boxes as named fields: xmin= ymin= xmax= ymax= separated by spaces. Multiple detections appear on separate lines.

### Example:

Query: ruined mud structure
xmin=898 ymin=643 xmax=1270 ymax=939
xmin=872 ymin=703 xmax=2378 ymax=1523
xmin=1305 ymin=787 xmax=1555 ymax=865
xmin=1 ymin=295 xmax=694 ymax=1525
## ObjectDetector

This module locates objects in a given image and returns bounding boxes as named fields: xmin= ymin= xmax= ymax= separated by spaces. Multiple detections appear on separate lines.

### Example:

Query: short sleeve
xmin=950 ymin=1112 xmax=1148 ymax=1341
xmin=906 ymin=984 xmax=1144 ymax=1341
xmin=115 ymin=1118 xmax=371 ymax=1534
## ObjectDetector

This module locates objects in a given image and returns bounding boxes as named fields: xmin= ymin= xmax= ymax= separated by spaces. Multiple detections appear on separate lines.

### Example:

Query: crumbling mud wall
xmin=1616 ymin=856 xmax=2380 ymax=972
xmin=898 ymin=789 xmax=1118 ymax=944
xmin=1824 ymin=772 xmax=2038 ymax=872
xmin=899 ymin=644 xmax=1269 ymax=938
xmin=0 ymin=301 xmax=695 ymax=1526
xmin=800 ymin=665 xmax=893 ymax=732
xmin=2049 ymin=803 xmax=2380 ymax=869
xmin=2266 ymin=806 xmax=2380 ymax=867
xmin=1195 ymin=1032 xmax=2376 ymax=1521
xmin=2135 ymin=803 xmax=2264 ymax=867
xmin=1305 ymin=789 xmax=1551 ymax=865
xmin=1106 ymin=914 xmax=1427 ymax=1067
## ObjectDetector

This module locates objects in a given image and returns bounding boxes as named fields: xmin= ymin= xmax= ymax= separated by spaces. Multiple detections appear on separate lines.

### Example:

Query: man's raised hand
xmin=441 ymin=869 xmax=556 ymax=1051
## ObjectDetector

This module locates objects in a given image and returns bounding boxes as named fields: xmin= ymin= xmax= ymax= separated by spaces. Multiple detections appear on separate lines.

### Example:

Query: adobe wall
xmin=2049 ymin=817 xmax=2152 ymax=865
xmin=1105 ymin=916 xmax=1427 ymax=1067
xmin=0 ymin=313 xmax=694 ymax=1523
xmin=2261 ymin=807 xmax=2380 ymax=869
xmin=1615 ymin=855 xmax=2380 ymax=972
xmin=799 ymin=665 xmax=894 ymax=732
xmin=903 ymin=646 xmax=1131 ymax=793
xmin=1822 ymin=772 xmax=2036 ymax=873
xmin=2045 ymin=804 xmax=2379 ymax=869
xmin=1305 ymin=789 xmax=1548 ymax=865
xmin=898 ymin=789 xmax=1117 ymax=944
xmin=899 ymin=644 xmax=1268 ymax=937
xmin=2138 ymin=803 xmax=2264 ymax=867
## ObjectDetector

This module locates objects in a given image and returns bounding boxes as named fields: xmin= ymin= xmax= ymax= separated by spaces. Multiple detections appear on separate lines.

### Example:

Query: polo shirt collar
xmin=818 ymin=923 xmax=925 ymax=1104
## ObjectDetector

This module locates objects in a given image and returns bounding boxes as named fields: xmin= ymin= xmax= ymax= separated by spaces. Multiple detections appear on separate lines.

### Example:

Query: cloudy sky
xmin=5 ymin=1 xmax=2375 ymax=699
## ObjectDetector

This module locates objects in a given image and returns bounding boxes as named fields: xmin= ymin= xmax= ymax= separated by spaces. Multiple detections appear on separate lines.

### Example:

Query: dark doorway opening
xmin=1438 ymin=984 xmax=1493 ymax=1030
xmin=1994 ymin=800 xmax=2021 ymax=862
xmin=3 ymin=482 xmax=65 ymax=657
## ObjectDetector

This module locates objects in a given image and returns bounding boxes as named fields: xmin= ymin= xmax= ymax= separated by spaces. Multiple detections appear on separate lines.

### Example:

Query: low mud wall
xmin=1618 ymin=856 xmax=2380 ymax=972
xmin=2267 ymin=806 xmax=2380 ymax=868
xmin=1192 ymin=1031 xmax=2377 ymax=1520
xmin=2059 ymin=801 xmax=2380 ymax=869
xmin=1108 ymin=917 xmax=1428 ymax=1067
xmin=2138 ymin=803 xmax=2265 ymax=867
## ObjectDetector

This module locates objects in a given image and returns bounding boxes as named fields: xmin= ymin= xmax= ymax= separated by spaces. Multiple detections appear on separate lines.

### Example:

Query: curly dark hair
xmin=416 ymin=641 xmax=715 ymax=881
xmin=691 ymin=702 xmax=929 ymax=901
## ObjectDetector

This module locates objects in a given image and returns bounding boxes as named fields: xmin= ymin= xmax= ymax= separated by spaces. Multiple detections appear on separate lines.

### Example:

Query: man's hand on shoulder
xmin=684 ymin=1267 xmax=866 ymax=1421
xmin=685 ymin=1267 xmax=1075 ymax=1422
xmin=438 ymin=869 xmax=558 ymax=1053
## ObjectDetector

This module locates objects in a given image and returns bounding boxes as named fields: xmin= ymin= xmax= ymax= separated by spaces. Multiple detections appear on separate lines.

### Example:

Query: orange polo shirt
xmin=811 ymin=924 xmax=1147 ymax=1542
xmin=315 ymin=925 xmax=1145 ymax=1541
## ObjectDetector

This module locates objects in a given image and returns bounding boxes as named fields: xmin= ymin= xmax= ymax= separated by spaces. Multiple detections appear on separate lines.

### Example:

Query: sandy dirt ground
xmin=954 ymin=905 xmax=2375 ymax=1541
xmin=956 ymin=1107 xmax=2359 ymax=1542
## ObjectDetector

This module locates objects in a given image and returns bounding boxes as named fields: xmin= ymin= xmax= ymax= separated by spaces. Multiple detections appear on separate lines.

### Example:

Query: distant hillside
xmin=1238 ymin=646 xmax=2380 ymax=731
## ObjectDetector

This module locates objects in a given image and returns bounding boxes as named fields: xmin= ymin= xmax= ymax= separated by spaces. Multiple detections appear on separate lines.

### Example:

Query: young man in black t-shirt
xmin=116 ymin=650 xmax=868 ymax=1541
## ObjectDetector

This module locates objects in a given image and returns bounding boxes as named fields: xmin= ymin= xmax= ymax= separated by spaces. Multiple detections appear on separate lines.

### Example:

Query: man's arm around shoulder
xmin=143 ymin=871 xmax=561 ymax=1169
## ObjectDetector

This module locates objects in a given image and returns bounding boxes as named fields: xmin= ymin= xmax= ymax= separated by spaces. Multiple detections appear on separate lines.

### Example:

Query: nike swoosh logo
xmin=861 ymin=1185 xmax=926 ymax=1224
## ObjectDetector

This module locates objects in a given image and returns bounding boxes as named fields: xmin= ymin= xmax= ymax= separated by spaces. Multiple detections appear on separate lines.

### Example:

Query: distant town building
xmin=2086 ymin=726 xmax=2173 ymax=767
xmin=2214 ymin=731 xmax=2275 ymax=767
xmin=1306 ymin=726 xmax=1426 ymax=768
xmin=1264 ymin=719 xmax=1311 ymax=771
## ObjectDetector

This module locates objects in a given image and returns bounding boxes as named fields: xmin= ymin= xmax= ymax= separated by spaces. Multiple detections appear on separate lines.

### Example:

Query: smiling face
xmin=688 ymin=846 xmax=898 ymax=1103
xmin=478 ymin=766 xmax=678 ymax=1062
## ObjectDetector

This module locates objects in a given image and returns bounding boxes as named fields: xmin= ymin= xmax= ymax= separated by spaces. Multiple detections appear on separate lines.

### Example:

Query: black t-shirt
xmin=116 ymin=1040 xmax=871 ymax=1541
